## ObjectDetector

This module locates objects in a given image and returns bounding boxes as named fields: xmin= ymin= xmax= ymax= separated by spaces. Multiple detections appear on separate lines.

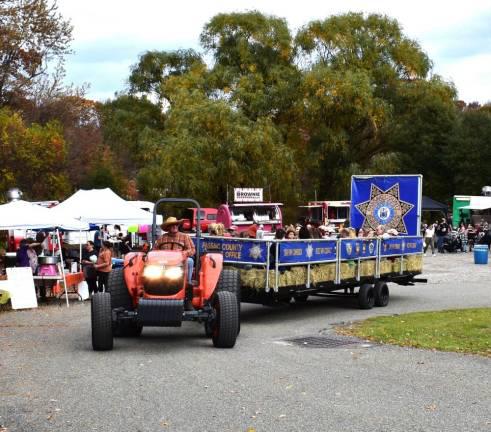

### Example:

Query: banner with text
xmin=278 ymin=240 xmax=337 ymax=263
xmin=380 ymin=237 xmax=423 ymax=256
xmin=194 ymin=238 xmax=268 ymax=264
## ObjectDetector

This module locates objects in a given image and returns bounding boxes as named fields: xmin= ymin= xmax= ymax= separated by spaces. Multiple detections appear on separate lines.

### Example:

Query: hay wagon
xmin=195 ymin=236 xmax=425 ymax=309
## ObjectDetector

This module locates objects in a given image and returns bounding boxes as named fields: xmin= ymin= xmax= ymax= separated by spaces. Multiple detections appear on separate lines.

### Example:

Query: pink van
xmin=216 ymin=203 xmax=283 ymax=234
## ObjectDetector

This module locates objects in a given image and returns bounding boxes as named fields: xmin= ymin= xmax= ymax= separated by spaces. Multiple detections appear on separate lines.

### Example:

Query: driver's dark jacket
xmin=154 ymin=233 xmax=196 ymax=258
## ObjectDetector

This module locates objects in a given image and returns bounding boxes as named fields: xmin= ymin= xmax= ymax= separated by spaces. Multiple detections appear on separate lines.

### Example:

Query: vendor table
xmin=33 ymin=272 xmax=85 ymax=301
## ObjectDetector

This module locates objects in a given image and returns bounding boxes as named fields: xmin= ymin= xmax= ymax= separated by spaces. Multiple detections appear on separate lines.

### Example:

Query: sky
xmin=57 ymin=0 xmax=491 ymax=104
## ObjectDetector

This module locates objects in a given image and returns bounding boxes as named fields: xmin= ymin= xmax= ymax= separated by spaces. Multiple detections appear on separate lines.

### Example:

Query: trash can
xmin=474 ymin=245 xmax=489 ymax=264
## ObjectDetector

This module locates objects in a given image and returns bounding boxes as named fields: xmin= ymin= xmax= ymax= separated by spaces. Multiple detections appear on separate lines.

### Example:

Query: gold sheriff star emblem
xmin=355 ymin=183 xmax=414 ymax=234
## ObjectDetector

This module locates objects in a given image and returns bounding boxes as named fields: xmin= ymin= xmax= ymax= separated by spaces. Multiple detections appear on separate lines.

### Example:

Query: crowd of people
xmin=204 ymin=220 xmax=400 ymax=241
xmin=422 ymin=217 xmax=491 ymax=255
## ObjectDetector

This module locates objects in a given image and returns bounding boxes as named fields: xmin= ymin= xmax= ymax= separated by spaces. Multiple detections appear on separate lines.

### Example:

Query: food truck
xmin=196 ymin=176 xmax=425 ymax=309
xmin=216 ymin=188 xmax=282 ymax=234
xmin=300 ymin=200 xmax=350 ymax=229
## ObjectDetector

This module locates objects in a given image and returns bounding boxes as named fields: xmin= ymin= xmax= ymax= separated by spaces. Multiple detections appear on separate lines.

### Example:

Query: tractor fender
xmin=199 ymin=253 xmax=223 ymax=301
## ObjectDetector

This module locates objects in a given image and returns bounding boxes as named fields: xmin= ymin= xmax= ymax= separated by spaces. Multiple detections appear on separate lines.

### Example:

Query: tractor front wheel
xmin=91 ymin=292 xmax=113 ymax=351
xmin=217 ymin=268 xmax=241 ymax=335
xmin=107 ymin=268 xmax=141 ymax=337
xmin=211 ymin=291 xmax=239 ymax=348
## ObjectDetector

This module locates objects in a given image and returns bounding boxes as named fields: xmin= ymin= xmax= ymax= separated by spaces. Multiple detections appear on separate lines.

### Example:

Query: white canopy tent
xmin=0 ymin=200 xmax=90 ymax=307
xmin=460 ymin=196 xmax=491 ymax=210
xmin=0 ymin=200 xmax=88 ymax=231
xmin=50 ymin=188 xmax=161 ymax=225
xmin=127 ymin=200 xmax=155 ymax=212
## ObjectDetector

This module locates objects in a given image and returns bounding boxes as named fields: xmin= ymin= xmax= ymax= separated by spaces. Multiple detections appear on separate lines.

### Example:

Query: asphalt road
xmin=1 ymin=253 xmax=490 ymax=432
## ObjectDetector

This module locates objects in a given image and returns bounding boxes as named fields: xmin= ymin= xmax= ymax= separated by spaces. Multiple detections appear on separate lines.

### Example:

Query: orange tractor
xmin=91 ymin=198 xmax=240 ymax=351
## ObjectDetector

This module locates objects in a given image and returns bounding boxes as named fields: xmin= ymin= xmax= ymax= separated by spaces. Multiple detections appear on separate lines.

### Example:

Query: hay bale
xmin=407 ymin=254 xmax=423 ymax=272
xmin=392 ymin=257 xmax=407 ymax=273
xmin=240 ymin=268 xmax=266 ymax=291
xmin=290 ymin=266 xmax=307 ymax=286
xmin=379 ymin=259 xmax=392 ymax=274
xmin=311 ymin=263 xmax=336 ymax=284
xmin=340 ymin=261 xmax=356 ymax=279
xmin=359 ymin=260 xmax=376 ymax=277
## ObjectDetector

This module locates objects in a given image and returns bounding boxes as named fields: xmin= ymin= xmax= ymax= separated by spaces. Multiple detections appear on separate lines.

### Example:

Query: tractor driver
xmin=154 ymin=216 xmax=196 ymax=285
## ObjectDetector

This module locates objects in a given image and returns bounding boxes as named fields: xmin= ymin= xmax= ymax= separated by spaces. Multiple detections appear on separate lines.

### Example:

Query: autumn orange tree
xmin=0 ymin=107 xmax=70 ymax=200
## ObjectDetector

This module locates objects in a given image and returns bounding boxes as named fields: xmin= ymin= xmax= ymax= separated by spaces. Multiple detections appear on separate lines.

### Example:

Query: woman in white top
xmin=423 ymin=223 xmax=436 ymax=256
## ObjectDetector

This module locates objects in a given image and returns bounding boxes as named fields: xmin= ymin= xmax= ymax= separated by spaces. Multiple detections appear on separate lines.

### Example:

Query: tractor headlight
xmin=163 ymin=266 xmax=183 ymax=280
xmin=143 ymin=265 xmax=183 ymax=280
xmin=142 ymin=264 xmax=184 ymax=296
xmin=143 ymin=265 xmax=165 ymax=279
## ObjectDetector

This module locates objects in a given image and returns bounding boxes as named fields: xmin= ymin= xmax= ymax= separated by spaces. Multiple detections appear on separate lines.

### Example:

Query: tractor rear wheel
xmin=211 ymin=291 xmax=239 ymax=348
xmin=91 ymin=292 xmax=113 ymax=351
xmin=107 ymin=267 xmax=132 ymax=310
xmin=107 ymin=267 xmax=141 ymax=337
xmin=217 ymin=268 xmax=241 ymax=335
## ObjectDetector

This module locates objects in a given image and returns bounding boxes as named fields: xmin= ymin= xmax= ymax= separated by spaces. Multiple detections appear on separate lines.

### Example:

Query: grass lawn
xmin=339 ymin=308 xmax=491 ymax=357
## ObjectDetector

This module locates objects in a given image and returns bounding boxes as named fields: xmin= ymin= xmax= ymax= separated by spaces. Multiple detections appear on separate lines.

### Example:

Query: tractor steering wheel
xmin=156 ymin=241 xmax=185 ymax=250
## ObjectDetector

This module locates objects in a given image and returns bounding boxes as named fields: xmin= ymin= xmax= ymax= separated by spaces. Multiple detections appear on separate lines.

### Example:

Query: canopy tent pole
xmin=56 ymin=229 xmax=69 ymax=307
xmin=79 ymin=230 xmax=82 ymax=272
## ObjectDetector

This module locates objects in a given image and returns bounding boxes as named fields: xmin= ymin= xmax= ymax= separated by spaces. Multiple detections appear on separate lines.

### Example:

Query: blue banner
xmin=193 ymin=238 xmax=268 ymax=264
xmin=340 ymin=239 xmax=378 ymax=260
xmin=278 ymin=240 xmax=337 ymax=263
xmin=380 ymin=237 xmax=423 ymax=256
xmin=350 ymin=175 xmax=422 ymax=236
xmin=193 ymin=236 xmax=422 ymax=264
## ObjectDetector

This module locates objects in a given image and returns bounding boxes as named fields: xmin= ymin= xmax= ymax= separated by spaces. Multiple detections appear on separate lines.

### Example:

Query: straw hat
xmin=161 ymin=216 xmax=184 ymax=229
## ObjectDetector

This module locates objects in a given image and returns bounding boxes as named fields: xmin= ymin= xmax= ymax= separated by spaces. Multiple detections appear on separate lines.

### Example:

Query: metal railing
xmin=194 ymin=236 xmax=423 ymax=292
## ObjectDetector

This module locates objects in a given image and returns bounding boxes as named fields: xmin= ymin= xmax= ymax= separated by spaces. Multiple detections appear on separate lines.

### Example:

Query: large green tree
xmin=101 ymin=11 xmax=468 ymax=209
xmin=292 ymin=13 xmax=455 ymax=199
xmin=444 ymin=108 xmax=491 ymax=196
xmin=137 ymin=90 xmax=298 ymax=205
xmin=99 ymin=95 xmax=166 ymax=177
xmin=201 ymin=11 xmax=301 ymax=121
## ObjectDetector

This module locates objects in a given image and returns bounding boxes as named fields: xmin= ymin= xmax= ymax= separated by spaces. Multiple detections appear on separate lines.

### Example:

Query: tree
xmin=81 ymin=146 xmax=126 ymax=194
xmin=0 ymin=0 xmax=73 ymax=106
xmin=295 ymin=13 xmax=431 ymax=89
xmin=137 ymin=91 xmax=299 ymax=205
xmin=99 ymin=95 xmax=166 ymax=177
xmin=293 ymin=13 xmax=453 ymax=199
xmin=201 ymin=11 xmax=301 ymax=121
xmin=105 ymin=11 xmax=464 ymax=210
xmin=128 ymin=49 xmax=205 ymax=106
xmin=444 ymin=109 xmax=491 ymax=195
xmin=382 ymin=77 xmax=458 ymax=200
xmin=0 ymin=107 xmax=70 ymax=200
